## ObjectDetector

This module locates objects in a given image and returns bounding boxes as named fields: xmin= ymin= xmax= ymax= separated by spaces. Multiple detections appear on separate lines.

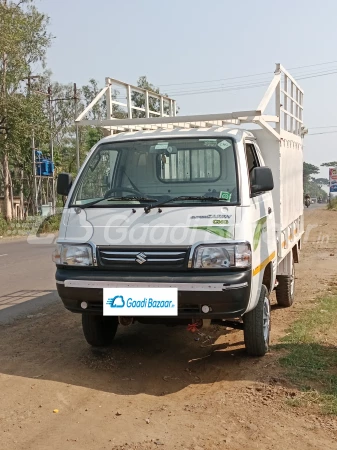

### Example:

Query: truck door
xmin=245 ymin=141 xmax=276 ymax=309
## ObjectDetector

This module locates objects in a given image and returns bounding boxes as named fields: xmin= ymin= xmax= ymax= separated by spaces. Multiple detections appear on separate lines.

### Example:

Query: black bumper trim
xmin=56 ymin=269 xmax=251 ymax=319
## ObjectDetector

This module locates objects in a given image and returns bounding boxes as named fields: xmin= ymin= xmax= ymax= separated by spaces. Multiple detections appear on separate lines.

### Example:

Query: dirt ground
xmin=0 ymin=207 xmax=337 ymax=450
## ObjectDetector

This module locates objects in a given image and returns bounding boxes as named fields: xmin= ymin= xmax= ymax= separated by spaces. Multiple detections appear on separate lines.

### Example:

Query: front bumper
xmin=56 ymin=269 xmax=251 ymax=319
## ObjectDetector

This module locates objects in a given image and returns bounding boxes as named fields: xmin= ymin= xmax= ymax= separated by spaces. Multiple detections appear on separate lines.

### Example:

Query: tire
xmin=276 ymin=264 xmax=295 ymax=307
xmin=82 ymin=314 xmax=118 ymax=347
xmin=243 ymin=285 xmax=270 ymax=357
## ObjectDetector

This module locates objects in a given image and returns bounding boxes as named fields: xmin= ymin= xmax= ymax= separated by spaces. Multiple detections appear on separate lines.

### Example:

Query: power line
xmin=157 ymin=59 xmax=337 ymax=88
xmin=297 ymin=69 xmax=337 ymax=80
xmin=109 ymin=65 xmax=337 ymax=101
xmin=159 ymin=71 xmax=271 ymax=88
xmin=113 ymin=67 xmax=337 ymax=100
xmin=166 ymin=67 xmax=337 ymax=96
xmin=308 ymin=130 xmax=337 ymax=136
xmin=170 ymin=81 xmax=268 ymax=97
xmin=166 ymin=75 xmax=272 ymax=95
xmin=309 ymin=125 xmax=337 ymax=129
xmin=166 ymin=68 xmax=337 ymax=96
xmin=167 ymin=68 xmax=337 ymax=97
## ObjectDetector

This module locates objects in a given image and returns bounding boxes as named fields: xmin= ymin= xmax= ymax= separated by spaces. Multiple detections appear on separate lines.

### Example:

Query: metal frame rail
xmin=75 ymin=64 xmax=305 ymax=140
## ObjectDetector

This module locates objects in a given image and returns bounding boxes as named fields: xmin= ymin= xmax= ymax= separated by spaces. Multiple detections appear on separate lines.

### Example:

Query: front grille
xmin=97 ymin=246 xmax=190 ymax=271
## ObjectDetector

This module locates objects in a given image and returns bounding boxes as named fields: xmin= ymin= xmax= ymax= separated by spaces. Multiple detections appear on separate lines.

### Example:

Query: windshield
xmin=70 ymin=137 xmax=238 ymax=207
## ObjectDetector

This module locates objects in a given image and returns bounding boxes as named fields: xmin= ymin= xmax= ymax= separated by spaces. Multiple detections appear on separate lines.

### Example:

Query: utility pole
xmin=48 ymin=86 xmax=54 ymax=164
xmin=26 ymin=74 xmax=41 ymax=215
xmin=1 ymin=0 xmax=10 ymax=220
xmin=74 ymin=83 xmax=80 ymax=171
xmin=48 ymin=85 xmax=56 ymax=214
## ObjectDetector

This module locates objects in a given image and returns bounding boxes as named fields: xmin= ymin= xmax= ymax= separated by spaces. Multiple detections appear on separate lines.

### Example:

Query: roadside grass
xmin=276 ymin=293 xmax=337 ymax=414
xmin=0 ymin=214 xmax=45 ymax=237
xmin=0 ymin=213 xmax=7 ymax=235
xmin=327 ymin=198 xmax=337 ymax=210
xmin=0 ymin=208 xmax=63 ymax=237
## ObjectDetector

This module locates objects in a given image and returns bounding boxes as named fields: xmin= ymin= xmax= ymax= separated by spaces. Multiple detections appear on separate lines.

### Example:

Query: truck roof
xmin=99 ymin=126 xmax=255 ymax=144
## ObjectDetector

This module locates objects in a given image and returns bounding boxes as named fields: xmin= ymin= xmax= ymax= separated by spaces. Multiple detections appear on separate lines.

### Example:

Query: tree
xmin=302 ymin=163 xmax=328 ymax=199
xmin=0 ymin=3 xmax=177 ymax=219
xmin=80 ymin=79 xmax=106 ymax=159
xmin=306 ymin=182 xmax=328 ymax=200
xmin=313 ymin=177 xmax=329 ymax=187
xmin=321 ymin=161 xmax=337 ymax=167
xmin=131 ymin=76 xmax=171 ymax=118
xmin=83 ymin=127 xmax=103 ymax=152
xmin=5 ymin=85 xmax=49 ymax=215
xmin=303 ymin=162 xmax=319 ymax=188
xmin=0 ymin=0 xmax=51 ymax=219
xmin=303 ymin=162 xmax=319 ymax=179
xmin=82 ymin=79 xmax=106 ymax=121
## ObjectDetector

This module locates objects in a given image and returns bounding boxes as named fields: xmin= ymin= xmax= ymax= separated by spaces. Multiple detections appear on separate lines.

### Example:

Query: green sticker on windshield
xmin=220 ymin=191 xmax=232 ymax=201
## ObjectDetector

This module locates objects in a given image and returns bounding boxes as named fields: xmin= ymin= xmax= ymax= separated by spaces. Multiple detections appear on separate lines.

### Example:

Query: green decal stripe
xmin=253 ymin=216 xmax=268 ymax=251
xmin=189 ymin=226 xmax=233 ymax=239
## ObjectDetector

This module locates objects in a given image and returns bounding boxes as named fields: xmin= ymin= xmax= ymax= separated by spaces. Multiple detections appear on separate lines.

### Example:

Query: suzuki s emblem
xmin=135 ymin=252 xmax=147 ymax=264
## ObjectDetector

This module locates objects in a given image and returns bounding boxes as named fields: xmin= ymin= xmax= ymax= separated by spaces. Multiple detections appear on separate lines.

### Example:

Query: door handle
xmin=268 ymin=207 xmax=272 ymax=214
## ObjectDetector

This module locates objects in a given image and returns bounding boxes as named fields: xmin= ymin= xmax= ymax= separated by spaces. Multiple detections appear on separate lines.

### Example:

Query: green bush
xmin=37 ymin=213 xmax=62 ymax=234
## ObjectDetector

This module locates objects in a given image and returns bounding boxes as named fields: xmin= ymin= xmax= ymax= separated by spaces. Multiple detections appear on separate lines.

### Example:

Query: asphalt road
xmin=305 ymin=201 xmax=327 ymax=210
xmin=0 ymin=238 xmax=58 ymax=323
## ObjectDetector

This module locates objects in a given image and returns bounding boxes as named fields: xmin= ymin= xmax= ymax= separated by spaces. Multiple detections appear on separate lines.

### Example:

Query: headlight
xmin=193 ymin=243 xmax=251 ymax=269
xmin=53 ymin=244 xmax=93 ymax=266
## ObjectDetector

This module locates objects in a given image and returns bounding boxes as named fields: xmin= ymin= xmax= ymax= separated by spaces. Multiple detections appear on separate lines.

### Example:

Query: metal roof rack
xmin=75 ymin=64 xmax=305 ymax=140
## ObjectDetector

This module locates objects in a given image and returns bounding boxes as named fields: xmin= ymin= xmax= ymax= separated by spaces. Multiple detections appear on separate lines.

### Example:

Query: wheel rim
xmin=263 ymin=296 xmax=271 ymax=343
xmin=290 ymin=264 xmax=295 ymax=297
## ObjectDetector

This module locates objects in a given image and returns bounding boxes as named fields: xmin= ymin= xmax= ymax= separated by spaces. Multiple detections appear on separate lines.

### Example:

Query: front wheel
xmin=82 ymin=314 xmax=118 ymax=347
xmin=243 ymin=285 xmax=270 ymax=357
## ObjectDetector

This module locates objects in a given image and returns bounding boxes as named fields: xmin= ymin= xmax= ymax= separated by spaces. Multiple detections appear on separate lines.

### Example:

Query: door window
xmin=245 ymin=143 xmax=260 ymax=194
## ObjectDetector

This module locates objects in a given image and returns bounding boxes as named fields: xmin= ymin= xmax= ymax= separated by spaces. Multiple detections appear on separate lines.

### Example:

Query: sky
xmin=37 ymin=0 xmax=337 ymax=179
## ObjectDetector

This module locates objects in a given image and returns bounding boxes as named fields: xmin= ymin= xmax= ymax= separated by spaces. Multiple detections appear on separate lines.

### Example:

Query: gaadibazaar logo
xmin=107 ymin=295 xmax=175 ymax=309
xmin=103 ymin=288 xmax=178 ymax=316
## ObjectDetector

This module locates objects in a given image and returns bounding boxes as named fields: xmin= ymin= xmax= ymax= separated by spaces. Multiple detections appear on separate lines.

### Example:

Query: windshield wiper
xmin=144 ymin=195 xmax=226 ymax=213
xmin=77 ymin=195 xmax=226 ymax=210
xmin=76 ymin=196 xmax=157 ymax=209
xmin=108 ymin=196 xmax=156 ymax=203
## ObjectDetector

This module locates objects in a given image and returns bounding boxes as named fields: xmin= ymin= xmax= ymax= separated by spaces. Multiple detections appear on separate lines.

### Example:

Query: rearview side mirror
xmin=149 ymin=145 xmax=178 ymax=155
xmin=57 ymin=173 xmax=73 ymax=196
xmin=251 ymin=167 xmax=274 ymax=196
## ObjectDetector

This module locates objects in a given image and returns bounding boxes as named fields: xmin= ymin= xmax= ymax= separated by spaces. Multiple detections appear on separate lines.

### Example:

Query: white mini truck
xmin=54 ymin=64 xmax=305 ymax=356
